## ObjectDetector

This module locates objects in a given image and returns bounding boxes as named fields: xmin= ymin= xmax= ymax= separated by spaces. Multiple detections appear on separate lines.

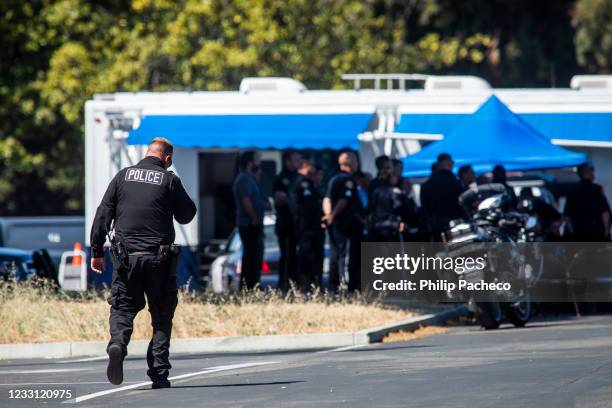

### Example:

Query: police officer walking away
xmin=90 ymin=137 xmax=196 ymax=388
xmin=564 ymin=162 xmax=611 ymax=241
xmin=323 ymin=151 xmax=364 ymax=293
xmin=292 ymin=158 xmax=324 ymax=291
xmin=233 ymin=150 xmax=271 ymax=289
xmin=273 ymin=149 xmax=301 ymax=291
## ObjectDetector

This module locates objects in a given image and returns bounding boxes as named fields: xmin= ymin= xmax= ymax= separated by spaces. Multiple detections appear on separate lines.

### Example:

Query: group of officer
xmin=271 ymin=150 xmax=422 ymax=294
xmin=273 ymin=149 xmax=612 ymax=294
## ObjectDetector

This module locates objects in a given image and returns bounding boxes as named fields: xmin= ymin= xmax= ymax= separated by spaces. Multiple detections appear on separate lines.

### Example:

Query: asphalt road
xmin=1 ymin=315 xmax=612 ymax=408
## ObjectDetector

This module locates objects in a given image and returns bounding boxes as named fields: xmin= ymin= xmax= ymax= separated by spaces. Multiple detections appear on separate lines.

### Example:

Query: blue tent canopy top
xmin=128 ymin=113 xmax=373 ymax=150
xmin=402 ymin=95 xmax=587 ymax=177
xmin=396 ymin=110 xmax=612 ymax=144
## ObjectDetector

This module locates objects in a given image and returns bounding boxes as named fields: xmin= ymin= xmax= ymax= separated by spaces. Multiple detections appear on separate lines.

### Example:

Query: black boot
xmin=107 ymin=344 xmax=124 ymax=385
xmin=151 ymin=379 xmax=171 ymax=389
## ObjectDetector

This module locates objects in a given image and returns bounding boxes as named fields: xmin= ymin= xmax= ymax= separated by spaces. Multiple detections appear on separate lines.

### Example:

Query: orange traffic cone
xmin=72 ymin=242 xmax=82 ymax=266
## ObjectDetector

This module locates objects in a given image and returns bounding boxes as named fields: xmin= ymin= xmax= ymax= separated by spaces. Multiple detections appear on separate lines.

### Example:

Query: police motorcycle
xmin=440 ymin=184 xmax=542 ymax=329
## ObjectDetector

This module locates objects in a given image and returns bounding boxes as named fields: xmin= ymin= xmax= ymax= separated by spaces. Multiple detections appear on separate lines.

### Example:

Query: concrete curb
xmin=360 ymin=305 xmax=470 ymax=343
xmin=0 ymin=306 xmax=467 ymax=360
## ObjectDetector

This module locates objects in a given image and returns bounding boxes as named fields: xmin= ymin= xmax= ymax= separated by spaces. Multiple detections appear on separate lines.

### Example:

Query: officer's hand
xmin=399 ymin=222 xmax=405 ymax=233
xmin=322 ymin=213 xmax=333 ymax=227
xmin=91 ymin=257 xmax=105 ymax=274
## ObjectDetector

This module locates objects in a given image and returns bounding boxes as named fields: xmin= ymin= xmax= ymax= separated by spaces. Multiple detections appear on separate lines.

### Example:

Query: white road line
xmin=64 ymin=361 xmax=278 ymax=404
xmin=315 ymin=344 xmax=368 ymax=354
xmin=0 ymin=381 xmax=141 ymax=386
xmin=57 ymin=356 xmax=108 ymax=364
xmin=0 ymin=368 xmax=91 ymax=374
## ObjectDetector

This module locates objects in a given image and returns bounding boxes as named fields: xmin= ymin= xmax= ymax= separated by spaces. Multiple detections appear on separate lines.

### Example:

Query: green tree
xmin=415 ymin=0 xmax=579 ymax=87
xmin=574 ymin=0 xmax=612 ymax=73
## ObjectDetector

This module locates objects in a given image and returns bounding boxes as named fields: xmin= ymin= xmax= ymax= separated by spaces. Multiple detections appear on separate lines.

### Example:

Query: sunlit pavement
xmin=1 ymin=315 xmax=612 ymax=407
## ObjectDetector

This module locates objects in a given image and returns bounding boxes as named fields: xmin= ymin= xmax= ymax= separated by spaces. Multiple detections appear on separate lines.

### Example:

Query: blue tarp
xmin=128 ymin=113 xmax=373 ymax=149
xmin=396 ymin=111 xmax=612 ymax=143
xmin=402 ymin=95 xmax=587 ymax=177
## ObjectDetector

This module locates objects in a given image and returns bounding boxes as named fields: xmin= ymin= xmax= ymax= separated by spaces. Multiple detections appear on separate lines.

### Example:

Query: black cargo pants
xmin=328 ymin=225 xmax=362 ymax=293
xmin=296 ymin=229 xmax=325 ymax=291
xmin=107 ymin=254 xmax=178 ymax=382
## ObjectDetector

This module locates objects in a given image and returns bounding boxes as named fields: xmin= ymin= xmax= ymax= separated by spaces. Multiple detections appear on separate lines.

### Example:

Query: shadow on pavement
xmin=346 ymin=344 xmax=436 ymax=352
xmin=136 ymin=380 xmax=305 ymax=390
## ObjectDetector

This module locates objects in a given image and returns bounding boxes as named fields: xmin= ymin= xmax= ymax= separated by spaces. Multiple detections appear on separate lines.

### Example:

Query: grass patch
xmin=382 ymin=326 xmax=448 ymax=343
xmin=0 ymin=281 xmax=419 ymax=344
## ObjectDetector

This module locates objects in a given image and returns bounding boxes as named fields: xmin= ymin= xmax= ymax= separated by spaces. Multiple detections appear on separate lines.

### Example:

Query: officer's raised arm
xmin=170 ymin=174 xmax=196 ymax=224
xmin=90 ymin=171 xmax=120 ymax=273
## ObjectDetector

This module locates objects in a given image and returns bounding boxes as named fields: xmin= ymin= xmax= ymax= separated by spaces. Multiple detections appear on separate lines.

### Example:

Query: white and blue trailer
xmin=84 ymin=74 xmax=612 ymax=289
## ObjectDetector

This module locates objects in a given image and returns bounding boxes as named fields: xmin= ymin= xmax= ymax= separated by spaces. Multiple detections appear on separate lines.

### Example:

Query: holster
xmin=110 ymin=238 xmax=130 ymax=271
xmin=159 ymin=245 xmax=181 ymax=277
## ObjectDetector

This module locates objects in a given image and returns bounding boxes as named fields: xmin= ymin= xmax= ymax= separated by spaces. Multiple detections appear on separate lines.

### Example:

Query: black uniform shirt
xmin=272 ymin=169 xmax=298 ymax=230
xmin=90 ymin=156 xmax=197 ymax=257
xmin=420 ymin=169 xmax=464 ymax=221
xmin=325 ymin=171 xmax=363 ymax=230
xmin=292 ymin=174 xmax=323 ymax=235
xmin=368 ymin=179 xmax=404 ymax=229
xmin=564 ymin=179 xmax=611 ymax=239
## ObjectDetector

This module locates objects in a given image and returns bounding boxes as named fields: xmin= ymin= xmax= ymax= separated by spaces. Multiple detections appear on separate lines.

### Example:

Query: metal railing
xmin=342 ymin=73 xmax=429 ymax=90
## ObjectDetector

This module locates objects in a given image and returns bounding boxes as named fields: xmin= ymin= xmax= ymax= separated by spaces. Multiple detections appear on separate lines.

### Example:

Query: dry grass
xmin=0 ymin=281 xmax=419 ymax=344
xmin=382 ymin=326 xmax=448 ymax=343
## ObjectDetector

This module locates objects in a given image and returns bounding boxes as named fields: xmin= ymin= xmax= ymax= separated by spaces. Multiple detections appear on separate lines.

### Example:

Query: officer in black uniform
xmin=368 ymin=173 xmax=406 ymax=242
xmin=420 ymin=153 xmax=464 ymax=241
xmin=272 ymin=149 xmax=301 ymax=291
xmin=323 ymin=151 xmax=364 ymax=293
xmin=564 ymin=162 xmax=611 ymax=241
xmin=90 ymin=137 xmax=196 ymax=388
xmin=292 ymin=158 xmax=325 ymax=291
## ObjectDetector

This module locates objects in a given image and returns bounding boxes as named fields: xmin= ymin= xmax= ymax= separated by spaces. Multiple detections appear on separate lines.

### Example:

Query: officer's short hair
xmin=458 ymin=165 xmax=473 ymax=178
xmin=437 ymin=153 xmax=452 ymax=163
xmin=148 ymin=137 xmax=174 ymax=155
xmin=282 ymin=149 xmax=298 ymax=165
xmin=375 ymin=155 xmax=390 ymax=171
xmin=239 ymin=150 xmax=257 ymax=170
xmin=299 ymin=155 xmax=314 ymax=168
xmin=577 ymin=162 xmax=594 ymax=178
xmin=391 ymin=158 xmax=402 ymax=167
xmin=338 ymin=150 xmax=357 ymax=166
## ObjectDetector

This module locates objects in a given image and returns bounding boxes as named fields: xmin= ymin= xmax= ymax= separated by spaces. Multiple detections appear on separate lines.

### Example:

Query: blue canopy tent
xmin=128 ymin=113 xmax=374 ymax=149
xmin=401 ymin=95 xmax=587 ymax=177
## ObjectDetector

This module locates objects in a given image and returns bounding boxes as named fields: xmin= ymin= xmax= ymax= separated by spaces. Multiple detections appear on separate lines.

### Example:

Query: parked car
xmin=209 ymin=214 xmax=330 ymax=292
xmin=0 ymin=217 xmax=84 ymax=267
xmin=0 ymin=247 xmax=59 ymax=283
xmin=0 ymin=247 xmax=37 ymax=281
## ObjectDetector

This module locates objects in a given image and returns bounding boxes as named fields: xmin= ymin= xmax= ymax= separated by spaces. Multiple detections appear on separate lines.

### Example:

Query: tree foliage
xmin=574 ymin=0 xmax=612 ymax=72
xmin=0 ymin=0 xmax=608 ymax=215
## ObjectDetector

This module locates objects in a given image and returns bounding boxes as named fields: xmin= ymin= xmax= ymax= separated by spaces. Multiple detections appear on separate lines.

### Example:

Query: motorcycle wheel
xmin=475 ymin=301 xmax=502 ymax=330
xmin=506 ymin=301 xmax=531 ymax=328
